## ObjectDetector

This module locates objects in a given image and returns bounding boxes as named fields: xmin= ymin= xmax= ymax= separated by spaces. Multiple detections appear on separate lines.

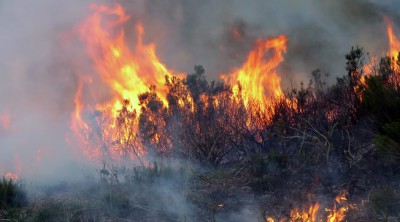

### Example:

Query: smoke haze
xmin=0 ymin=0 xmax=398 ymax=181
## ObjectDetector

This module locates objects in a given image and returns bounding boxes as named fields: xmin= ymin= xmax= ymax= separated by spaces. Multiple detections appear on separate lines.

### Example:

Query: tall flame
xmin=361 ymin=17 xmax=400 ymax=84
xmin=78 ymin=3 xmax=173 ymax=114
xmin=385 ymin=17 xmax=400 ymax=60
xmin=71 ymin=3 xmax=288 ymax=162
xmin=71 ymin=3 xmax=177 ymax=162
xmin=221 ymin=36 xmax=287 ymax=112
xmin=360 ymin=17 xmax=399 ymax=83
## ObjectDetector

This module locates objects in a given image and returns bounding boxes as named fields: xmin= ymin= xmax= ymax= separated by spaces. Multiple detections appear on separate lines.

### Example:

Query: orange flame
xmin=288 ymin=203 xmax=320 ymax=222
xmin=326 ymin=191 xmax=351 ymax=222
xmin=1 ymin=168 xmax=19 ymax=181
xmin=71 ymin=3 xmax=290 ymax=162
xmin=385 ymin=17 xmax=400 ymax=60
xmin=221 ymin=36 xmax=287 ymax=112
xmin=360 ymin=17 xmax=400 ymax=84
xmin=1 ymin=155 xmax=22 ymax=181
xmin=78 ymin=3 xmax=174 ymax=114
xmin=4 ymin=172 xmax=19 ymax=181
xmin=71 ymin=3 xmax=180 ymax=162
xmin=266 ymin=191 xmax=354 ymax=222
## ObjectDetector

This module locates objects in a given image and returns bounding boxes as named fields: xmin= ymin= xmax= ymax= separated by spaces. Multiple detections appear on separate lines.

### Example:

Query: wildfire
xmin=326 ymin=191 xmax=350 ymax=222
xmin=220 ymin=35 xmax=286 ymax=113
xmin=385 ymin=17 xmax=400 ymax=60
xmin=361 ymin=17 xmax=400 ymax=90
xmin=266 ymin=191 xmax=354 ymax=222
xmin=78 ymin=3 xmax=175 ymax=113
xmin=384 ymin=17 xmax=400 ymax=88
xmin=71 ymin=3 xmax=180 ymax=162
xmin=285 ymin=202 xmax=320 ymax=222
xmin=70 ymin=3 xmax=289 ymax=162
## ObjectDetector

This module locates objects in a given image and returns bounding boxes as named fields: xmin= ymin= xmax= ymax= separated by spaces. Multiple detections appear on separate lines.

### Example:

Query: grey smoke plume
xmin=0 ymin=0 xmax=398 ymax=182
xmin=120 ymin=0 xmax=399 ymax=84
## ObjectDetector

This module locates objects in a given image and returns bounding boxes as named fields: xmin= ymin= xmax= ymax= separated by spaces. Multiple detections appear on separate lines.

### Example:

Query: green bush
xmin=374 ymin=121 xmax=400 ymax=163
xmin=362 ymin=76 xmax=400 ymax=124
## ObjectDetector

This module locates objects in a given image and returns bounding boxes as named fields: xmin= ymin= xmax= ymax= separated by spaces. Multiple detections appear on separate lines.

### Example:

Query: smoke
xmin=0 ymin=0 xmax=101 ymax=182
xmin=117 ymin=0 xmax=398 ymax=86
xmin=0 ymin=1 xmax=398 ymax=220
xmin=0 ymin=0 xmax=398 ymax=183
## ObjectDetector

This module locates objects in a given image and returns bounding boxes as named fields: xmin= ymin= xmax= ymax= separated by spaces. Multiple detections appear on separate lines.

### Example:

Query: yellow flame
xmin=71 ymin=3 xmax=179 ymax=161
xmin=221 ymin=35 xmax=286 ymax=113
xmin=385 ymin=17 xmax=400 ymax=60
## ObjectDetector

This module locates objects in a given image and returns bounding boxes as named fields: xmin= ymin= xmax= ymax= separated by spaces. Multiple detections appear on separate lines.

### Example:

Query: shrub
xmin=374 ymin=121 xmax=400 ymax=163
xmin=368 ymin=187 xmax=400 ymax=220
xmin=0 ymin=177 xmax=26 ymax=209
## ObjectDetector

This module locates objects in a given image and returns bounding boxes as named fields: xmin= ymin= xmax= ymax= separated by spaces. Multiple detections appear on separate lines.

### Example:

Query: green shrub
xmin=374 ymin=121 xmax=400 ymax=163
xmin=362 ymin=76 xmax=400 ymax=125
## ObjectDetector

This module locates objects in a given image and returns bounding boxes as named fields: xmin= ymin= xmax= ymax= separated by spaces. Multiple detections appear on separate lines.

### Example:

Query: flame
xmin=71 ymin=3 xmax=182 ymax=162
xmin=360 ymin=17 xmax=400 ymax=88
xmin=221 ymin=35 xmax=287 ymax=113
xmin=78 ymin=3 xmax=174 ymax=114
xmin=326 ymin=191 xmax=351 ymax=222
xmin=358 ymin=17 xmax=399 ymax=76
xmin=288 ymin=203 xmax=320 ymax=222
xmin=385 ymin=17 xmax=400 ymax=60
xmin=1 ymin=155 xmax=22 ymax=181
xmin=266 ymin=191 xmax=353 ymax=222
xmin=4 ymin=172 xmax=19 ymax=181
xmin=384 ymin=17 xmax=400 ymax=88
xmin=0 ymin=168 xmax=19 ymax=181
xmin=71 ymin=3 xmax=290 ymax=162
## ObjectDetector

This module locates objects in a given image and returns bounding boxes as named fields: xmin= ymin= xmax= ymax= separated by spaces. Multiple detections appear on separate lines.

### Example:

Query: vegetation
xmin=368 ymin=187 xmax=400 ymax=221
xmin=2 ymin=48 xmax=400 ymax=221
xmin=79 ymin=47 xmax=399 ymax=220
xmin=0 ymin=177 xmax=26 ymax=219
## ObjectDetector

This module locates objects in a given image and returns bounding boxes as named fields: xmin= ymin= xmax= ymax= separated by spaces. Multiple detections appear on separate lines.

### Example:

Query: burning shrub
xmin=161 ymin=67 xmax=237 ymax=166
xmin=138 ymin=86 xmax=170 ymax=154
